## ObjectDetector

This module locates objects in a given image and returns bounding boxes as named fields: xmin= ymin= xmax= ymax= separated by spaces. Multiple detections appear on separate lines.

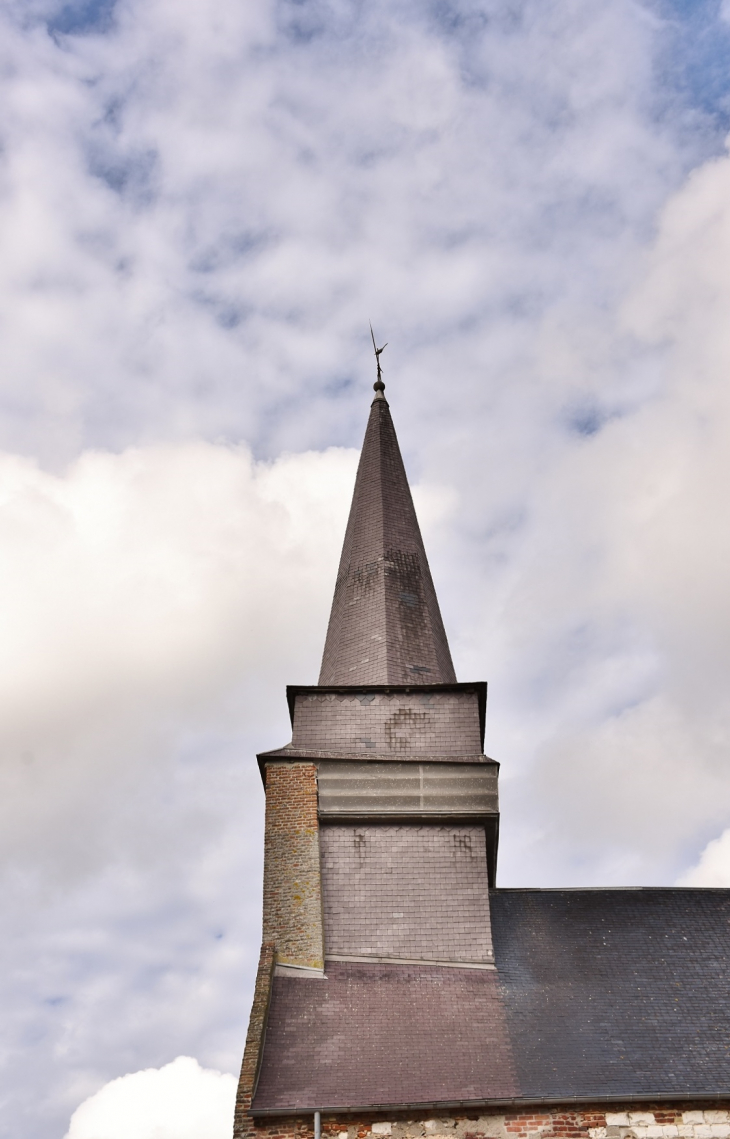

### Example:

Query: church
xmin=233 ymin=365 xmax=730 ymax=1139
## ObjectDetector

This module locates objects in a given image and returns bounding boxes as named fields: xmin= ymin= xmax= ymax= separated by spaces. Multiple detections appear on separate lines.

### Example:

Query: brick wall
xmin=242 ymin=1106 xmax=730 ymax=1139
xmin=320 ymin=823 xmax=493 ymax=963
xmin=232 ymin=942 xmax=275 ymax=1139
xmin=291 ymin=691 xmax=482 ymax=756
xmin=262 ymin=763 xmax=323 ymax=970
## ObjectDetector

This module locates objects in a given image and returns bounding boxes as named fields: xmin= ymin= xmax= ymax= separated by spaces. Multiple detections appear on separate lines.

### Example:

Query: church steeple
xmin=318 ymin=371 xmax=456 ymax=686
xmin=235 ymin=349 xmax=502 ymax=1138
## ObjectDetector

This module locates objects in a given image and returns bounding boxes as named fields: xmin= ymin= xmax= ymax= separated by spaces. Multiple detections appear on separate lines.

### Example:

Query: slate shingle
xmin=251 ymin=961 xmax=519 ymax=1111
xmin=321 ymin=823 xmax=493 ymax=963
xmin=491 ymin=888 xmax=730 ymax=1099
xmin=318 ymin=394 xmax=455 ymax=687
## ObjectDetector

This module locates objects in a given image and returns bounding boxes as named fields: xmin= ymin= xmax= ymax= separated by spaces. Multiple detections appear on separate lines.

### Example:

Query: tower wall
xmin=320 ymin=823 xmax=494 ymax=964
xmin=291 ymin=689 xmax=483 ymax=756
xmin=261 ymin=762 xmax=324 ymax=971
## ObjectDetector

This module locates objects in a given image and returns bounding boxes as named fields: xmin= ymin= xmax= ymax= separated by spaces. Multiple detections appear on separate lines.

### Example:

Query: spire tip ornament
xmin=369 ymin=323 xmax=387 ymax=398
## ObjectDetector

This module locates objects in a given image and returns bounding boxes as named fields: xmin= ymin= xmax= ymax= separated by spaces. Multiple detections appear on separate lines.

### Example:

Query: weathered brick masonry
xmin=232 ymin=942 xmax=275 ymax=1139
xmin=241 ymin=1107 xmax=730 ymax=1139
xmin=261 ymin=763 xmax=323 ymax=970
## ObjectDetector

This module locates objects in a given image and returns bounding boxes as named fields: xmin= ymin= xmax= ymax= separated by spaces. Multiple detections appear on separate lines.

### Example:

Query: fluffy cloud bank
xmin=0 ymin=0 xmax=705 ymax=468
xmin=0 ymin=439 xmax=354 ymax=718
xmin=679 ymin=830 xmax=730 ymax=888
xmin=625 ymin=143 xmax=730 ymax=889
xmin=65 ymin=1056 xmax=236 ymax=1139
xmin=0 ymin=440 xmax=357 ymax=870
xmin=479 ymin=140 xmax=730 ymax=886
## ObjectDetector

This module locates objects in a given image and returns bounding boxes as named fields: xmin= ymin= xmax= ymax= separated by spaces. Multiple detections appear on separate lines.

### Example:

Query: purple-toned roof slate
xmin=318 ymin=393 xmax=456 ymax=687
xmin=251 ymin=960 xmax=519 ymax=1112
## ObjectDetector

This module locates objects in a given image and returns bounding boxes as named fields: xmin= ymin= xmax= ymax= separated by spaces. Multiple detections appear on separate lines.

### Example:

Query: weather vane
xmin=369 ymin=323 xmax=387 ymax=392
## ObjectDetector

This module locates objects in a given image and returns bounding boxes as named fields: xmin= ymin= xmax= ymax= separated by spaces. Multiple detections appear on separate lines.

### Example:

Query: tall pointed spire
xmin=319 ymin=368 xmax=456 ymax=686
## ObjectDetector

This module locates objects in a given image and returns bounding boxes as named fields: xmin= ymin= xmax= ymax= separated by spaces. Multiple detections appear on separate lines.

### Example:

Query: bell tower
xmin=229 ymin=340 xmax=730 ymax=1139
xmin=233 ymin=367 xmax=508 ymax=1137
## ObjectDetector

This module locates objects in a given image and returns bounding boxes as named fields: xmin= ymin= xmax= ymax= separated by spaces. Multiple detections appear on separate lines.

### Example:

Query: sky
xmin=3 ymin=0 xmax=730 ymax=1135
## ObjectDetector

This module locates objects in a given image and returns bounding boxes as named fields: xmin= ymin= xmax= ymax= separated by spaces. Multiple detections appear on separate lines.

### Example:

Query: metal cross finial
xmin=370 ymin=323 xmax=387 ymax=394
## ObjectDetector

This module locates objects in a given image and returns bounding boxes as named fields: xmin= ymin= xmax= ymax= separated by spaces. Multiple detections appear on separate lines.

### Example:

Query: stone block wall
xmin=590 ymin=1111 xmax=730 ymax=1139
xmin=262 ymin=762 xmax=323 ymax=970
xmin=241 ymin=1106 xmax=730 ymax=1139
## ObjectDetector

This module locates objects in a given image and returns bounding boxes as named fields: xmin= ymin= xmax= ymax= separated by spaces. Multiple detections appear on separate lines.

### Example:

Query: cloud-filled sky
xmin=3 ymin=0 xmax=730 ymax=1134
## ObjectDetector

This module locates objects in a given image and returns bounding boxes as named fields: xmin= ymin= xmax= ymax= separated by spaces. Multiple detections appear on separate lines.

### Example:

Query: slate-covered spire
xmin=319 ymin=374 xmax=456 ymax=686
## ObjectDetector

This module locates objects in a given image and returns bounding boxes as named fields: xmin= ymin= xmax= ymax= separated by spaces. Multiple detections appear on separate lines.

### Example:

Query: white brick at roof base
xmin=590 ymin=1112 xmax=730 ymax=1139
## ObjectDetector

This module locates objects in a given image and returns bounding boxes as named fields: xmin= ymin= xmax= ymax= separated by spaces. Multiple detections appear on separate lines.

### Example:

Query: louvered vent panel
xmin=317 ymin=761 xmax=497 ymax=817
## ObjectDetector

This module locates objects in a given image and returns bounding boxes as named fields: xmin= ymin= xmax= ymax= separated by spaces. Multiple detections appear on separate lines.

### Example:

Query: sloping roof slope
xmin=252 ymin=961 xmax=518 ymax=1112
xmin=252 ymin=889 xmax=730 ymax=1114
xmin=491 ymin=888 xmax=730 ymax=1100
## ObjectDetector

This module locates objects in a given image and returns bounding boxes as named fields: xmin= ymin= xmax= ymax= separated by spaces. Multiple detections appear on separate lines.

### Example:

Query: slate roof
xmin=252 ymin=961 xmax=519 ymax=1112
xmin=251 ymin=889 xmax=730 ymax=1113
xmin=491 ymin=888 xmax=730 ymax=1101
xmin=318 ymin=389 xmax=455 ymax=687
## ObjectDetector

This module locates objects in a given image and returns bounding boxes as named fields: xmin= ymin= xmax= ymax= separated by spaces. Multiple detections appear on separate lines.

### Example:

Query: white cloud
xmin=480 ymin=143 xmax=730 ymax=884
xmin=0 ymin=0 xmax=699 ymax=465
xmin=678 ymin=829 xmax=730 ymax=887
xmin=65 ymin=1056 xmax=236 ymax=1139
xmin=0 ymin=440 xmax=357 ymax=870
